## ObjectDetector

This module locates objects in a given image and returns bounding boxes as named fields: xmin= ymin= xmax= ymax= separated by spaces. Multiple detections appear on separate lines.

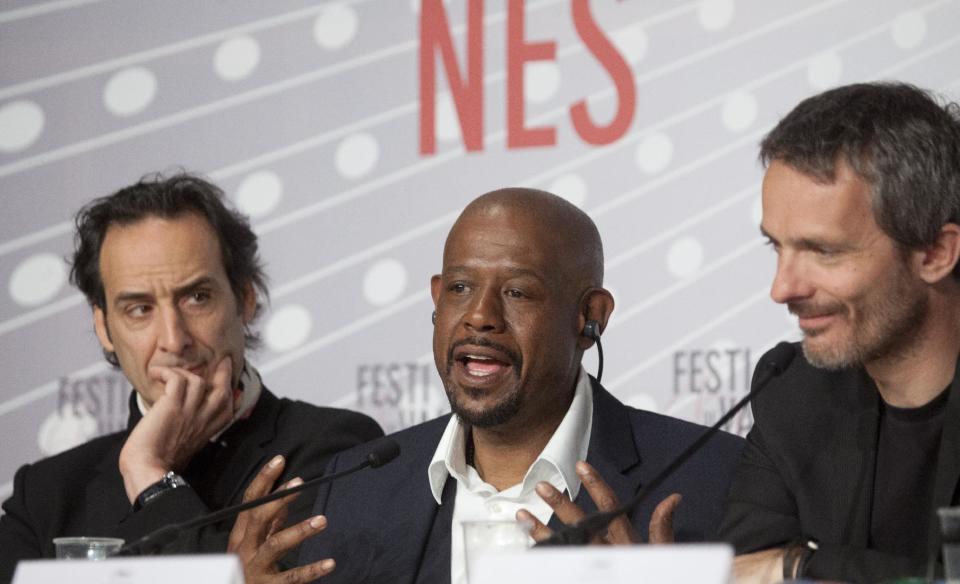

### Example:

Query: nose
xmin=770 ymin=252 xmax=814 ymax=305
xmin=158 ymin=306 xmax=193 ymax=355
xmin=464 ymin=287 xmax=505 ymax=333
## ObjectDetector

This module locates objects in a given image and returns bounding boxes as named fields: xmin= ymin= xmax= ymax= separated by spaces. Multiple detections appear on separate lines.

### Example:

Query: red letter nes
xmin=419 ymin=0 xmax=635 ymax=154
xmin=570 ymin=0 xmax=635 ymax=145
xmin=419 ymin=0 xmax=484 ymax=154
xmin=506 ymin=0 xmax=557 ymax=148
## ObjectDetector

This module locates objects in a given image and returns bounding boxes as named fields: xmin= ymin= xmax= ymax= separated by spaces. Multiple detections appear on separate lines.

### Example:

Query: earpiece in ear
xmin=583 ymin=320 xmax=600 ymax=341
xmin=431 ymin=311 xmax=437 ymax=325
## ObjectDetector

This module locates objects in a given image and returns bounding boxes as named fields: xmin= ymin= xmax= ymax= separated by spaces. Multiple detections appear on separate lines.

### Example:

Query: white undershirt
xmin=427 ymin=368 xmax=594 ymax=584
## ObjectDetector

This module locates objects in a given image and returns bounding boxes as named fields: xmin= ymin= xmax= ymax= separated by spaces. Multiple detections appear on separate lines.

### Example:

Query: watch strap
xmin=133 ymin=471 xmax=188 ymax=511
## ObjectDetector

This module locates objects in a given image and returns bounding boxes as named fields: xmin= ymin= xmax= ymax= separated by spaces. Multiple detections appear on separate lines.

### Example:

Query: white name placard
xmin=472 ymin=544 xmax=733 ymax=584
xmin=13 ymin=554 xmax=244 ymax=584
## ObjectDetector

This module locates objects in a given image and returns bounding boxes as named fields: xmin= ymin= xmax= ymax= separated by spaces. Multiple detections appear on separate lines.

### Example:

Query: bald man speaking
xmin=296 ymin=188 xmax=745 ymax=583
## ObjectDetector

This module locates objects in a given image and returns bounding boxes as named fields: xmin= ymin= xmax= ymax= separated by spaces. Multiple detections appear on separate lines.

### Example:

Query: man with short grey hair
xmin=720 ymin=82 xmax=960 ymax=583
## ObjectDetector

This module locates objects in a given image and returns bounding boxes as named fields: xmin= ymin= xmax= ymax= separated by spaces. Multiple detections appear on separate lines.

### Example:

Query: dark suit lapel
xmin=412 ymin=477 xmax=455 ymax=584
xmin=367 ymin=416 xmax=453 ymax=584
xmin=927 ymin=358 xmax=960 ymax=556
xmin=549 ymin=379 xmax=641 ymax=529
xmin=87 ymin=438 xmax=134 ymax=536
xmin=216 ymin=388 xmax=281 ymax=505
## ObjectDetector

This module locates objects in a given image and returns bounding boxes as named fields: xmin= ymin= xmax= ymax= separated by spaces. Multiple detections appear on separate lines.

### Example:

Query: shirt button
xmin=488 ymin=502 xmax=501 ymax=513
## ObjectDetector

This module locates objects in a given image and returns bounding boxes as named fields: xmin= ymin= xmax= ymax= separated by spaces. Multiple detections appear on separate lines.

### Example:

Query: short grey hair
xmin=760 ymin=82 xmax=960 ymax=276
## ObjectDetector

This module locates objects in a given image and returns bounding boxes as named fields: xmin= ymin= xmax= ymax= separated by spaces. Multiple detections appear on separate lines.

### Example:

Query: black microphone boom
xmin=115 ymin=438 xmax=401 ymax=556
xmin=366 ymin=439 xmax=400 ymax=468
xmin=537 ymin=341 xmax=796 ymax=546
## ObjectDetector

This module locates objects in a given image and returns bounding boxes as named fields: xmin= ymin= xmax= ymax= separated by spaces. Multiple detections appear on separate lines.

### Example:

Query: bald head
xmin=431 ymin=187 xmax=614 ymax=431
xmin=448 ymin=188 xmax=605 ymax=290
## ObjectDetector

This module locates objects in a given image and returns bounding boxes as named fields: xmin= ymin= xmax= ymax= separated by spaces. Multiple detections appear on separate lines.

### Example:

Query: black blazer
xmin=0 ymin=388 xmax=383 ymax=583
xmin=719 ymin=343 xmax=960 ymax=583
xmin=300 ymin=378 xmax=745 ymax=584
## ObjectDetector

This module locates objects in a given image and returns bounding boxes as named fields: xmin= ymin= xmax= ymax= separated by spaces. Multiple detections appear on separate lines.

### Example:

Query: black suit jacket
xmin=0 ymin=388 xmax=383 ymax=583
xmin=300 ymin=379 xmax=745 ymax=583
xmin=719 ymin=343 xmax=960 ymax=583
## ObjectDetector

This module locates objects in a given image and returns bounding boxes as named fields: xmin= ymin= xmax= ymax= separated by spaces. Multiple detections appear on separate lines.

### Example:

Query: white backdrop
xmin=1 ymin=0 xmax=959 ymax=501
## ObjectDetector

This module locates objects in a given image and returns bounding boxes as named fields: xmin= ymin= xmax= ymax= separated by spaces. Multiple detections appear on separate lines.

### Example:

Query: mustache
xmin=446 ymin=337 xmax=522 ymax=371
xmin=788 ymin=301 xmax=844 ymax=318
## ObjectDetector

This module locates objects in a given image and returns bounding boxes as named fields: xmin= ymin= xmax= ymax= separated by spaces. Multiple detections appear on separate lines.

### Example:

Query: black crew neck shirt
xmin=869 ymin=386 xmax=950 ymax=559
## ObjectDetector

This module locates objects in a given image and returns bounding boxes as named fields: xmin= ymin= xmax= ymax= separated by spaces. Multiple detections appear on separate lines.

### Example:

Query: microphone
xmin=115 ymin=438 xmax=401 ymax=556
xmin=537 ymin=341 xmax=796 ymax=546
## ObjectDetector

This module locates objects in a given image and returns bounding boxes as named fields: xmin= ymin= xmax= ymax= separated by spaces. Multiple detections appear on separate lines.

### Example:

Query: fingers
xmin=148 ymin=366 xmax=190 ymax=408
xmin=212 ymin=355 xmax=239 ymax=417
xmin=648 ymin=493 xmax=681 ymax=544
xmin=201 ymin=356 xmax=235 ymax=431
xmin=249 ymin=515 xmax=329 ymax=572
xmin=212 ymin=355 xmax=233 ymax=393
xmin=246 ymin=477 xmax=303 ymax=548
xmin=229 ymin=461 xmax=329 ymax=584
xmin=535 ymin=482 xmax=584 ymax=526
xmin=245 ymin=455 xmax=286 ymax=503
xmin=270 ymin=557 xmax=336 ymax=584
xmin=576 ymin=461 xmax=620 ymax=512
xmin=230 ymin=455 xmax=286 ymax=552
xmin=209 ymin=355 xmax=234 ymax=416
xmin=516 ymin=509 xmax=552 ymax=543
xmin=576 ymin=461 xmax=640 ymax=544
xmin=159 ymin=357 xmax=232 ymax=435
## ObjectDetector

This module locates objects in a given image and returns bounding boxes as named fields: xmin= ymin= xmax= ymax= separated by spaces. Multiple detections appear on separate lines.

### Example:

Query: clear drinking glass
xmin=52 ymin=537 xmax=124 ymax=560
xmin=462 ymin=520 xmax=532 ymax=584
xmin=939 ymin=507 xmax=960 ymax=582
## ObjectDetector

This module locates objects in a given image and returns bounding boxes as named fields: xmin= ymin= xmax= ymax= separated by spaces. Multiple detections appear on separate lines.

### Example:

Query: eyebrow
xmin=444 ymin=265 xmax=544 ymax=280
xmin=112 ymin=276 xmax=218 ymax=308
xmin=759 ymin=227 xmax=851 ymax=252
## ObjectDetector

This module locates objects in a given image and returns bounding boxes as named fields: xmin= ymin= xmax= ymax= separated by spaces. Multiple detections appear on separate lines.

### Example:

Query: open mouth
xmin=449 ymin=339 xmax=521 ymax=385
xmin=457 ymin=353 xmax=511 ymax=378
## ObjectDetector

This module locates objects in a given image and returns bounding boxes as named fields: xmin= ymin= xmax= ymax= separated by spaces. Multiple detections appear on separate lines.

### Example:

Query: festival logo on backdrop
xmin=356 ymin=362 xmax=450 ymax=434
xmin=670 ymin=343 xmax=754 ymax=435
xmin=39 ymin=371 xmax=129 ymax=456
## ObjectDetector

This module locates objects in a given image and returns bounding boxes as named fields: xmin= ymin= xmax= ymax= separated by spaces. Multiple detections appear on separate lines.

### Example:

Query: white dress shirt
xmin=427 ymin=368 xmax=594 ymax=584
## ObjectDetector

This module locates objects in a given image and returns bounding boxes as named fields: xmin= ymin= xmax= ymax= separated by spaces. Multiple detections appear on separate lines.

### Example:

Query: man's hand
xmin=731 ymin=548 xmax=786 ymax=584
xmin=518 ymin=460 xmax=681 ymax=544
xmin=119 ymin=357 xmax=235 ymax=503
xmin=228 ymin=454 xmax=335 ymax=584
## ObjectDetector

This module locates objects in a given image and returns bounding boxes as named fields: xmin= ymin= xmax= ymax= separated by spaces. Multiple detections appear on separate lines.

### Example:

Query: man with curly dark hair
xmin=0 ymin=172 xmax=382 ymax=583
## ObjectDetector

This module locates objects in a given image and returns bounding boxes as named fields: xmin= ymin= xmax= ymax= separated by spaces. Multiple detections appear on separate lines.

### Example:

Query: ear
xmin=93 ymin=306 xmax=115 ymax=353
xmin=240 ymin=281 xmax=258 ymax=324
xmin=577 ymin=288 xmax=615 ymax=350
xmin=430 ymin=274 xmax=442 ymax=307
xmin=917 ymin=223 xmax=960 ymax=284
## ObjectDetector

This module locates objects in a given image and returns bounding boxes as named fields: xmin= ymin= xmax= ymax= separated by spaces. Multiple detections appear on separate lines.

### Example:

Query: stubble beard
xmin=800 ymin=266 xmax=928 ymax=370
xmin=442 ymin=337 xmax=524 ymax=428
xmin=445 ymin=381 xmax=524 ymax=428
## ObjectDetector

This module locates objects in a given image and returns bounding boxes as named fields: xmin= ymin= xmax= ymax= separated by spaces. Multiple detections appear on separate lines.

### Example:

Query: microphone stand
xmin=537 ymin=342 xmax=794 ymax=546
xmin=116 ymin=437 xmax=401 ymax=556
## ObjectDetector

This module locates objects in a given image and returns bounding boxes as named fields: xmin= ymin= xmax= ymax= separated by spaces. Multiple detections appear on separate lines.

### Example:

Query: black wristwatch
xmin=783 ymin=538 xmax=819 ymax=580
xmin=133 ymin=471 xmax=188 ymax=511
xmin=796 ymin=538 xmax=819 ymax=577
